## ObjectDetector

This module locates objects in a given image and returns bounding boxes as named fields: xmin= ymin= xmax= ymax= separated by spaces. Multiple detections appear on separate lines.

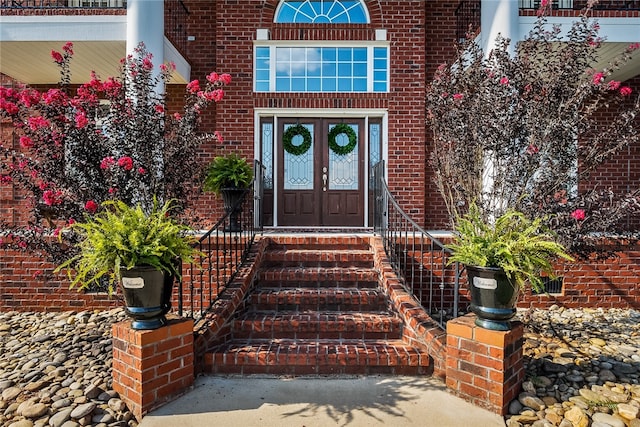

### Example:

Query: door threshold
xmin=262 ymin=227 xmax=374 ymax=235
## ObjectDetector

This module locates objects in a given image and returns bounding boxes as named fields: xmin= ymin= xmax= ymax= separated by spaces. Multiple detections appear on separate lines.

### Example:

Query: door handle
xmin=322 ymin=173 xmax=327 ymax=191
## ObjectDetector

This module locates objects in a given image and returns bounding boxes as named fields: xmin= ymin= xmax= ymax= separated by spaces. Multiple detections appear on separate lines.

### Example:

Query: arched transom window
xmin=275 ymin=0 xmax=369 ymax=24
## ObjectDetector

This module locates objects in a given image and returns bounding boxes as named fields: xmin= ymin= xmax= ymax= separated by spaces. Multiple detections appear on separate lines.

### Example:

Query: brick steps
xmin=232 ymin=311 xmax=404 ymax=340
xmin=262 ymin=248 xmax=374 ymax=268
xmin=203 ymin=236 xmax=432 ymax=376
xmin=205 ymin=339 xmax=431 ymax=375
xmin=247 ymin=287 xmax=388 ymax=311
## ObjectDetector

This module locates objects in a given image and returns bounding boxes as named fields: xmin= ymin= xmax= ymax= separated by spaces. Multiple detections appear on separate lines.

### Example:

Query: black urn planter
xmin=467 ymin=265 xmax=519 ymax=331
xmin=120 ymin=266 xmax=174 ymax=330
xmin=221 ymin=187 xmax=246 ymax=232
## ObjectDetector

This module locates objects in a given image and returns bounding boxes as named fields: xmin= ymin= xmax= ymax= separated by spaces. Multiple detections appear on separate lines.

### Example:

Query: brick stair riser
xmin=246 ymin=290 xmax=388 ymax=312
xmin=262 ymin=250 xmax=374 ymax=269
xmin=258 ymin=269 xmax=379 ymax=285
xmin=230 ymin=315 xmax=404 ymax=340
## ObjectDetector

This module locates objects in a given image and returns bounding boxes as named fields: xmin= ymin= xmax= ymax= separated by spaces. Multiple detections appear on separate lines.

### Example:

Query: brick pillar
xmin=446 ymin=313 xmax=524 ymax=415
xmin=112 ymin=316 xmax=194 ymax=421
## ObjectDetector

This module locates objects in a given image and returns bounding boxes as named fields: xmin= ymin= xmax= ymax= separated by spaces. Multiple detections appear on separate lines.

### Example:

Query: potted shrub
xmin=447 ymin=203 xmax=574 ymax=331
xmin=203 ymin=152 xmax=254 ymax=232
xmin=55 ymin=199 xmax=201 ymax=330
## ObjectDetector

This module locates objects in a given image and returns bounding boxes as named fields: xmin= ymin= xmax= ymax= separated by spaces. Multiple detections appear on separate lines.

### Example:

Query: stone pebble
xmin=507 ymin=306 xmax=640 ymax=427
xmin=0 ymin=309 xmax=137 ymax=427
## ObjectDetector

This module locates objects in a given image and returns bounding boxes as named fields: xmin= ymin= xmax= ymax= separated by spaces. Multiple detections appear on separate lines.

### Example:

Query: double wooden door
xmin=278 ymin=118 xmax=364 ymax=227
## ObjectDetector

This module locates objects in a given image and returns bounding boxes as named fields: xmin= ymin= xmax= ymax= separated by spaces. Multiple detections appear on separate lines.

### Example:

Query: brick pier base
xmin=445 ymin=313 xmax=524 ymax=415
xmin=112 ymin=316 xmax=194 ymax=420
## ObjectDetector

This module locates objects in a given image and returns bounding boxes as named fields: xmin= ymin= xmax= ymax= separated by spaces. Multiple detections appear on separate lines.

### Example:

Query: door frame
xmin=254 ymin=108 xmax=388 ymax=228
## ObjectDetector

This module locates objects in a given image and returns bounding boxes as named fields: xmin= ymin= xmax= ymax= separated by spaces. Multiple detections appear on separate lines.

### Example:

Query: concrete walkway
xmin=139 ymin=375 xmax=506 ymax=427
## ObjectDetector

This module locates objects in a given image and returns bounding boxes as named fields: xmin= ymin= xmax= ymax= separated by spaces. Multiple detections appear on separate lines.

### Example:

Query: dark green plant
xmin=55 ymin=199 xmax=201 ymax=292
xmin=203 ymin=153 xmax=254 ymax=195
xmin=447 ymin=203 xmax=574 ymax=293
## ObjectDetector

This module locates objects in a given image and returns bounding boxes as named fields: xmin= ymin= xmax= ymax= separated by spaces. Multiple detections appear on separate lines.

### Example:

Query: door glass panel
xmin=329 ymin=124 xmax=358 ymax=190
xmin=284 ymin=123 xmax=314 ymax=190
xmin=261 ymin=121 xmax=274 ymax=190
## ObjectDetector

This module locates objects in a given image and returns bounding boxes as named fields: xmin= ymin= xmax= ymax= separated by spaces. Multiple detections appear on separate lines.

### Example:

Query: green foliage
xmin=203 ymin=153 xmax=254 ymax=195
xmin=55 ymin=199 xmax=201 ymax=292
xmin=447 ymin=203 xmax=574 ymax=293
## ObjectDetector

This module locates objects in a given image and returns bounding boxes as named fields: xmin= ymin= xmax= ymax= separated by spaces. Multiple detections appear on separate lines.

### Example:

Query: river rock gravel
xmin=0 ymin=309 xmax=137 ymax=427
xmin=508 ymin=306 xmax=640 ymax=427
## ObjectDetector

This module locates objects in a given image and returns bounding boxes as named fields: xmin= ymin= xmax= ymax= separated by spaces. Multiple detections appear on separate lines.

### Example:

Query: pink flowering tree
xmin=0 ymin=42 xmax=231 ymax=264
xmin=426 ymin=2 xmax=639 ymax=256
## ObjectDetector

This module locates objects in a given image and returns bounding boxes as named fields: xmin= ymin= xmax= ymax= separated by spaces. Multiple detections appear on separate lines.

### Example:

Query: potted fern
xmin=56 ymin=199 xmax=201 ymax=329
xmin=203 ymin=152 xmax=254 ymax=232
xmin=447 ymin=203 xmax=574 ymax=330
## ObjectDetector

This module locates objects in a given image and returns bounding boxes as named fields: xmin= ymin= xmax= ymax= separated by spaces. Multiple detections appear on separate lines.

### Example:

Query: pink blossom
xmin=19 ymin=136 xmax=33 ymax=148
xmin=155 ymin=104 xmax=165 ymax=114
xmin=620 ymin=86 xmax=632 ymax=96
xmin=67 ymin=218 xmax=75 ymax=225
xmin=108 ymin=187 xmax=117 ymax=194
xmin=75 ymin=112 xmax=89 ymax=129
xmin=28 ymin=116 xmax=50 ymax=131
xmin=499 ymin=77 xmax=509 ymax=85
xmin=102 ymin=78 xmax=122 ymax=97
xmin=142 ymin=56 xmax=153 ymax=70
xmin=38 ymin=181 xmax=47 ymax=190
xmin=0 ymin=100 xmax=19 ymax=115
xmin=173 ymin=112 xmax=182 ymax=121
xmin=628 ymin=42 xmax=640 ymax=51
xmin=526 ymin=144 xmax=539 ymax=155
xmin=117 ymin=156 xmax=134 ymax=171
xmin=33 ymin=270 xmax=42 ymax=278
xmin=0 ymin=174 xmax=12 ymax=184
xmin=100 ymin=156 xmax=115 ymax=170
xmin=43 ymin=189 xmax=63 ymax=206
xmin=210 ymin=89 xmax=224 ymax=102
xmin=84 ymin=200 xmax=98 ymax=213
xmin=62 ymin=42 xmax=74 ymax=55
xmin=571 ymin=209 xmax=586 ymax=221
xmin=18 ymin=241 xmax=27 ymax=249
xmin=206 ymin=72 xmax=220 ymax=83
xmin=187 ymin=80 xmax=201 ymax=94
xmin=592 ymin=72 xmax=605 ymax=85
xmin=453 ymin=93 xmax=463 ymax=100
xmin=607 ymin=80 xmax=621 ymax=91
xmin=20 ymin=89 xmax=41 ymax=107
xmin=53 ymin=228 xmax=60 ymax=237
xmin=51 ymin=50 xmax=64 ymax=64
xmin=214 ymin=130 xmax=224 ymax=143
xmin=137 ymin=167 xmax=146 ymax=175
xmin=43 ymin=88 xmax=67 ymax=106
xmin=219 ymin=73 xmax=232 ymax=85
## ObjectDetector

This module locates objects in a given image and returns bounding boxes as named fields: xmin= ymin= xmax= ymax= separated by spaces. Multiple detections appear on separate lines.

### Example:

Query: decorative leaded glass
xmin=329 ymin=124 xmax=358 ymax=190
xmin=283 ymin=123 xmax=314 ymax=190
xmin=275 ymin=1 xmax=369 ymax=24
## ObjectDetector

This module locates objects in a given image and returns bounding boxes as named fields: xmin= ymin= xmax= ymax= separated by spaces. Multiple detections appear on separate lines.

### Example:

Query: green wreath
xmin=328 ymin=123 xmax=357 ymax=156
xmin=282 ymin=124 xmax=312 ymax=156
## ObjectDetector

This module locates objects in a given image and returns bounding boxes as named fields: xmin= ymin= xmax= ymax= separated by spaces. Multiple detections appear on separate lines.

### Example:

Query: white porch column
xmin=126 ymin=0 xmax=165 ymax=91
xmin=481 ymin=0 xmax=519 ymax=57
xmin=480 ymin=0 xmax=519 ymax=217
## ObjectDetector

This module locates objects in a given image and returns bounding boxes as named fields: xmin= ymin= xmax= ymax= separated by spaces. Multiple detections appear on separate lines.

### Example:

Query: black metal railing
xmin=165 ymin=0 xmax=190 ymax=57
xmin=372 ymin=161 xmax=461 ymax=328
xmin=177 ymin=160 xmax=264 ymax=320
xmin=0 ymin=0 xmax=126 ymax=8
xmin=455 ymin=0 xmax=481 ymax=43
xmin=518 ymin=0 xmax=640 ymax=10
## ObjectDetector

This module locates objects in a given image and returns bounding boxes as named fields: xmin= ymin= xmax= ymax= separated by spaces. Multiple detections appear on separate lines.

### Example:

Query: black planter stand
xmin=467 ymin=265 xmax=519 ymax=331
xmin=221 ymin=187 xmax=246 ymax=232
xmin=120 ymin=266 xmax=173 ymax=330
